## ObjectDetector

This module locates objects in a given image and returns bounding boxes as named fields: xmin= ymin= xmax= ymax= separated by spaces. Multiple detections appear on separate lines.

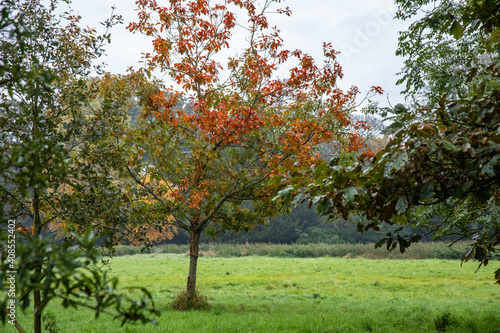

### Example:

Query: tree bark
xmin=186 ymin=229 xmax=201 ymax=306
xmin=33 ymin=192 xmax=42 ymax=333
xmin=33 ymin=286 xmax=41 ymax=333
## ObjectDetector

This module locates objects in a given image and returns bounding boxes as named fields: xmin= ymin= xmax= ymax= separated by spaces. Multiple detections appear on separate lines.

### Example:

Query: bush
xmin=295 ymin=227 xmax=345 ymax=245
xmin=172 ymin=290 xmax=212 ymax=311
xmin=111 ymin=245 xmax=150 ymax=256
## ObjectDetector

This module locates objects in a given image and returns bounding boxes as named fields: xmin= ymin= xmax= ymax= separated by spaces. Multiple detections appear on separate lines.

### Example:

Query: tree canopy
xmin=0 ymin=1 xmax=158 ymax=331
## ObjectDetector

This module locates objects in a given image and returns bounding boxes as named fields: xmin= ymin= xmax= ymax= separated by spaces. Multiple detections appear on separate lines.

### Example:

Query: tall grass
xmin=113 ymin=242 xmax=466 ymax=259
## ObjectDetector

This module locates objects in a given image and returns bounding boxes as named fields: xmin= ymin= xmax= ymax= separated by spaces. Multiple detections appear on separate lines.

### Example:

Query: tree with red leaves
xmin=120 ymin=0 xmax=363 ymax=307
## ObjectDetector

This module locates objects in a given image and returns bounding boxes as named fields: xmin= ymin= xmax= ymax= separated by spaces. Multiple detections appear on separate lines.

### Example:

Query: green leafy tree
xmin=1 ymin=1 xmax=158 ymax=331
xmin=278 ymin=0 xmax=500 ymax=284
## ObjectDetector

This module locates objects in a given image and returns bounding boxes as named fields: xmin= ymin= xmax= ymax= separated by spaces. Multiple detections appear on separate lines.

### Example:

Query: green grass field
xmin=7 ymin=254 xmax=500 ymax=332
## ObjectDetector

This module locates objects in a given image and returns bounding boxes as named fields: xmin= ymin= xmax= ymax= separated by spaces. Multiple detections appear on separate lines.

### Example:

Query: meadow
xmin=7 ymin=250 xmax=500 ymax=333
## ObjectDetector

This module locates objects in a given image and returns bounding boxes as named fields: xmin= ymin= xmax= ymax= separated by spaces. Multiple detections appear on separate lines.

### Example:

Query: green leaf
xmin=450 ymin=20 xmax=463 ymax=39
xmin=316 ymin=196 xmax=334 ymax=215
xmin=462 ymin=180 xmax=473 ymax=192
xmin=392 ymin=150 xmax=409 ymax=171
xmin=474 ymin=246 xmax=487 ymax=262
xmin=312 ymin=194 xmax=325 ymax=206
xmin=393 ymin=104 xmax=407 ymax=114
xmin=420 ymin=181 xmax=434 ymax=200
xmin=466 ymin=67 xmax=478 ymax=82
xmin=343 ymin=187 xmax=358 ymax=202
xmin=441 ymin=140 xmax=458 ymax=152
xmin=428 ymin=142 xmax=437 ymax=152
xmin=267 ymin=174 xmax=282 ymax=187
xmin=481 ymin=155 xmax=500 ymax=176
xmin=385 ymin=120 xmax=405 ymax=133
xmin=395 ymin=196 xmax=408 ymax=215
xmin=327 ymin=156 xmax=340 ymax=168
xmin=274 ymin=187 xmax=293 ymax=201
xmin=438 ymin=19 xmax=451 ymax=33
xmin=374 ymin=238 xmax=386 ymax=249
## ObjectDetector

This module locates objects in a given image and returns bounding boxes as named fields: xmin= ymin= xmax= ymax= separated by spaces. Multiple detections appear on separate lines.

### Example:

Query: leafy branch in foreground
xmin=1 ymin=0 xmax=159 ymax=331
xmin=276 ymin=0 xmax=500 ymax=285
xmin=0 ymin=230 xmax=159 ymax=329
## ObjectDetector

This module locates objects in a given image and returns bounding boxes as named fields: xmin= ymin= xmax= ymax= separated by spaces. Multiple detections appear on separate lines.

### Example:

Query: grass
xmin=6 ymin=254 xmax=500 ymax=332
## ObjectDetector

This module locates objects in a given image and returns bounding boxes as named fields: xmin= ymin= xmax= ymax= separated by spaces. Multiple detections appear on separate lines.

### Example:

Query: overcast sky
xmin=68 ymin=0 xmax=412 ymax=106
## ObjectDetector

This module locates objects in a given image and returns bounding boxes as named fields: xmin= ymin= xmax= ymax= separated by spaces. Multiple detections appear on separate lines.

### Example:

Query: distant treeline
xmin=144 ymin=203 xmax=437 ymax=246
xmin=129 ymin=204 xmax=442 ymax=245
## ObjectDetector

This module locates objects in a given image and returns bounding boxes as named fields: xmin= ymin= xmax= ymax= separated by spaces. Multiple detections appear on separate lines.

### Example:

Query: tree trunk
xmin=33 ymin=284 xmax=41 ymax=333
xmin=186 ymin=229 xmax=201 ymax=305
xmin=33 ymin=192 xmax=42 ymax=333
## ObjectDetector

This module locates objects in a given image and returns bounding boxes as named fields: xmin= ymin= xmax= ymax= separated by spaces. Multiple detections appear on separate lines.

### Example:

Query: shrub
xmin=172 ymin=290 xmax=212 ymax=311
xmin=112 ymin=245 xmax=149 ymax=256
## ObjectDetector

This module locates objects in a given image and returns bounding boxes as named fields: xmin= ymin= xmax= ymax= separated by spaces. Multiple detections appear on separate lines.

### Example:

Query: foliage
xmin=0 ymin=0 xmax=131 ymax=241
xmin=0 ymin=0 xmax=158 ymax=331
xmin=0 ymin=0 xmax=39 ymax=94
xmin=102 ymin=0 xmax=364 ymax=305
xmin=395 ymin=0 xmax=500 ymax=104
xmin=0 ymin=231 xmax=159 ymax=326
xmin=276 ymin=0 xmax=500 ymax=284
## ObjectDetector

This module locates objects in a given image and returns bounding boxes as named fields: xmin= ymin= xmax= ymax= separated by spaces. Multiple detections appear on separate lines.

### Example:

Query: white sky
xmin=68 ymin=0 xmax=412 ymax=107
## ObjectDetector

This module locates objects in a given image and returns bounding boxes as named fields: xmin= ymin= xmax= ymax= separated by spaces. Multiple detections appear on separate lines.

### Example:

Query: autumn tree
xmin=278 ymin=0 xmax=500 ymax=284
xmin=0 ymin=1 xmax=158 ymax=331
xmin=112 ymin=0 xmax=361 ymax=307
